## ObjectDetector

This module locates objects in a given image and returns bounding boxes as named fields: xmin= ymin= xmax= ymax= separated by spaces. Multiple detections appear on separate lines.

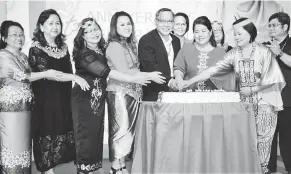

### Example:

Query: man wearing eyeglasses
xmin=138 ymin=8 xmax=181 ymax=101
xmin=263 ymin=12 xmax=291 ymax=174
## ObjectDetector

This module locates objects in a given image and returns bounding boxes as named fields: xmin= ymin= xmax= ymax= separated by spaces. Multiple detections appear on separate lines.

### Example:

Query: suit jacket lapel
xmin=171 ymin=34 xmax=180 ymax=60
xmin=153 ymin=29 xmax=168 ymax=58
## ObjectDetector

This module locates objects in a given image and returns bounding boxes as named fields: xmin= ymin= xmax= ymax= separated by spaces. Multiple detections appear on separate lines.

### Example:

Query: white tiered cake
xmin=158 ymin=90 xmax=241 ymax=103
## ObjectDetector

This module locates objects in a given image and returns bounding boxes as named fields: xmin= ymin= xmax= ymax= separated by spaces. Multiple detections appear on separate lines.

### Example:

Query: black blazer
xmin=138 ymin=29 xmax=181 ymax=101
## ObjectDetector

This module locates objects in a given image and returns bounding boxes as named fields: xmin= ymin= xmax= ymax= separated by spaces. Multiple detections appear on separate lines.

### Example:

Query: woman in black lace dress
xmin=28 ymin=9 xmax=89 ymax=174
xmin=71 ymin=18 xmax=164 ymax=174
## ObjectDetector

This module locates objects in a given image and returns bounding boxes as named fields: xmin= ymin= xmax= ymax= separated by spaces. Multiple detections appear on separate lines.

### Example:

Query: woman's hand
xmin=176 ymin=78 xmax=184 ymax=91
xmin=74 ymin=75 xmax=90 ymax=91
xmin=132 ymin=73 xmax=151 ymax=86
xmin=147 ymin=71 xmax=166 ymax=84
xmin=240 ymin=87 xmax=252 ymax=97
xmin=45 ymin=69 xmax=63 ymax=81
xmin=179 ymin=80 xmax=193 ymax=91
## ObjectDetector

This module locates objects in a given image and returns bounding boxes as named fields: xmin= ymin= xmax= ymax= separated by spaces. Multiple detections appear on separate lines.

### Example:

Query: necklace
xmin=4 ymin=49 xmax=29 ymax=70
xmin=238 ymin=43 xmax=256 ymax=60
xmin=280 ymin=38 xmax=288 ymax=51
xmin=87 ymin=44 xmax=103 ymax=56
xmin=46 ymin=41 xmax=57 ymax=47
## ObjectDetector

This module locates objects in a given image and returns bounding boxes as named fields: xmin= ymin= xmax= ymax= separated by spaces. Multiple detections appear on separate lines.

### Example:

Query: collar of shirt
xmin=158 ymin=32 xmax=173 ymax=46
xmin=158 ymin=32 xmax=174 ymax=77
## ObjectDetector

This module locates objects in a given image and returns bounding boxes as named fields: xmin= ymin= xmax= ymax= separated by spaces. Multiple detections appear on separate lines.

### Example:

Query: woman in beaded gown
xmin=106 ymin=11 xmax=165 ymax=174
xmin=28 ymin=9 xmax=89 ymax=174
xmin=180 ymin=18 xmax=286 ymax=174
xmin=174 ymin=16 xmax=231 ymax=92
xmin=0 ymin=20 xmax=63 ymax=174
xmin=71 ymin=18 xmax=163 ymax=174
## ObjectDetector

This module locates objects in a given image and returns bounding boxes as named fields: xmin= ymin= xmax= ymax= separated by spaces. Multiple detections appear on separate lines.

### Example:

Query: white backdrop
xmin=45 ymin=0 xmax=291 ymax=51
xmin=2 ymin=0 xmax=291 ymax=54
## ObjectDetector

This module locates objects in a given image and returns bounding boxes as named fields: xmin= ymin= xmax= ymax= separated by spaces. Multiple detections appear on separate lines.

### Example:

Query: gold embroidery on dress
xmin=31 ymin=41 xmax=68 ymax=59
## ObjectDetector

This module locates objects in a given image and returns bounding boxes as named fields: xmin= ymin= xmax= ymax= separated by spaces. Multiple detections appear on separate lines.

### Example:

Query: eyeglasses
xmin=84 ymin=28 xmax=101 ymax=35
xmin=156 ymin=18 xmax=174 ymax=24
xmin=8 ymin=33 xmax=25 ymax=38
xmin=174 ymin=23 xmax=186 ymax=27
xmin=267 ymin=23 xmax=282 ymax=29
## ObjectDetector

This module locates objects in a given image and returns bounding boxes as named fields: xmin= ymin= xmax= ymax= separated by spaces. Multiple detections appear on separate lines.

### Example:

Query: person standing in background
xmin=173 ymin=12 xmax=192 ymax=47
xmin=211 ymin=21 xmax=233 ymax=52
xmin=264 ymin=12 xmax=291 ymax=174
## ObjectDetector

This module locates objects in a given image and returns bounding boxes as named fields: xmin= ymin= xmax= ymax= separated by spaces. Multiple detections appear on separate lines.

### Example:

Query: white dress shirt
xmin=158 ymin=33 xmax=174 ymax=77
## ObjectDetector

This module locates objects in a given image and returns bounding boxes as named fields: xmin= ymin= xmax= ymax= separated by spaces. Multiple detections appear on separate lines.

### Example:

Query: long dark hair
xmin=32 ymin=9 xmax=66 ymax=48
xmin=0 ymin=20 xmax=24 ymax=49
xmin=192 ymin=16 xmax=216 ymax=47
xmin=107 ymin=11 xmax=137 ymax=55
xmin=212 ymin=21 xmax=225 ymax=45
xmin=72 ymin=18 xmax=106 ymax=61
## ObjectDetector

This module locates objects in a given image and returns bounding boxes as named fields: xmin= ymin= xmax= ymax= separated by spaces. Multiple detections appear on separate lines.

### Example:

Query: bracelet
xmin=277 ymin=51 xmax=284 ymax=58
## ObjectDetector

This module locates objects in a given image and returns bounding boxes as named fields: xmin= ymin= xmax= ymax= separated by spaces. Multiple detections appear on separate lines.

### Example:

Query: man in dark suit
xmin=138 ymin=8 xmax=181 ymax=101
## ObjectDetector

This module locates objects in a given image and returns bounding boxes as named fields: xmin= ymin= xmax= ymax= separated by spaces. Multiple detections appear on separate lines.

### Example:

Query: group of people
xmin=0 ymin=6 xmax=290 ymax=174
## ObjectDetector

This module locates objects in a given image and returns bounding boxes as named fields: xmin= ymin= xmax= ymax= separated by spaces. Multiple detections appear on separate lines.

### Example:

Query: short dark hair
xmin=0 ymin=20 xmax=24 ymax=49
xmin=155 ymin=8 xmax=174 ymax=19
xmin=32 ymin=9 xmax=66 ymax=48
xmin=192 ymin=16 xmax=216 ymax=47
xmin=174 ymin=12 xmax=190 ymax=33
xmin=269 ymin=12 xmax=290 ymax=33
xmin=233 ymin=18 xmax=257 ymax=43
xmin=72 ymin=18 xmax=106 ymax=61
